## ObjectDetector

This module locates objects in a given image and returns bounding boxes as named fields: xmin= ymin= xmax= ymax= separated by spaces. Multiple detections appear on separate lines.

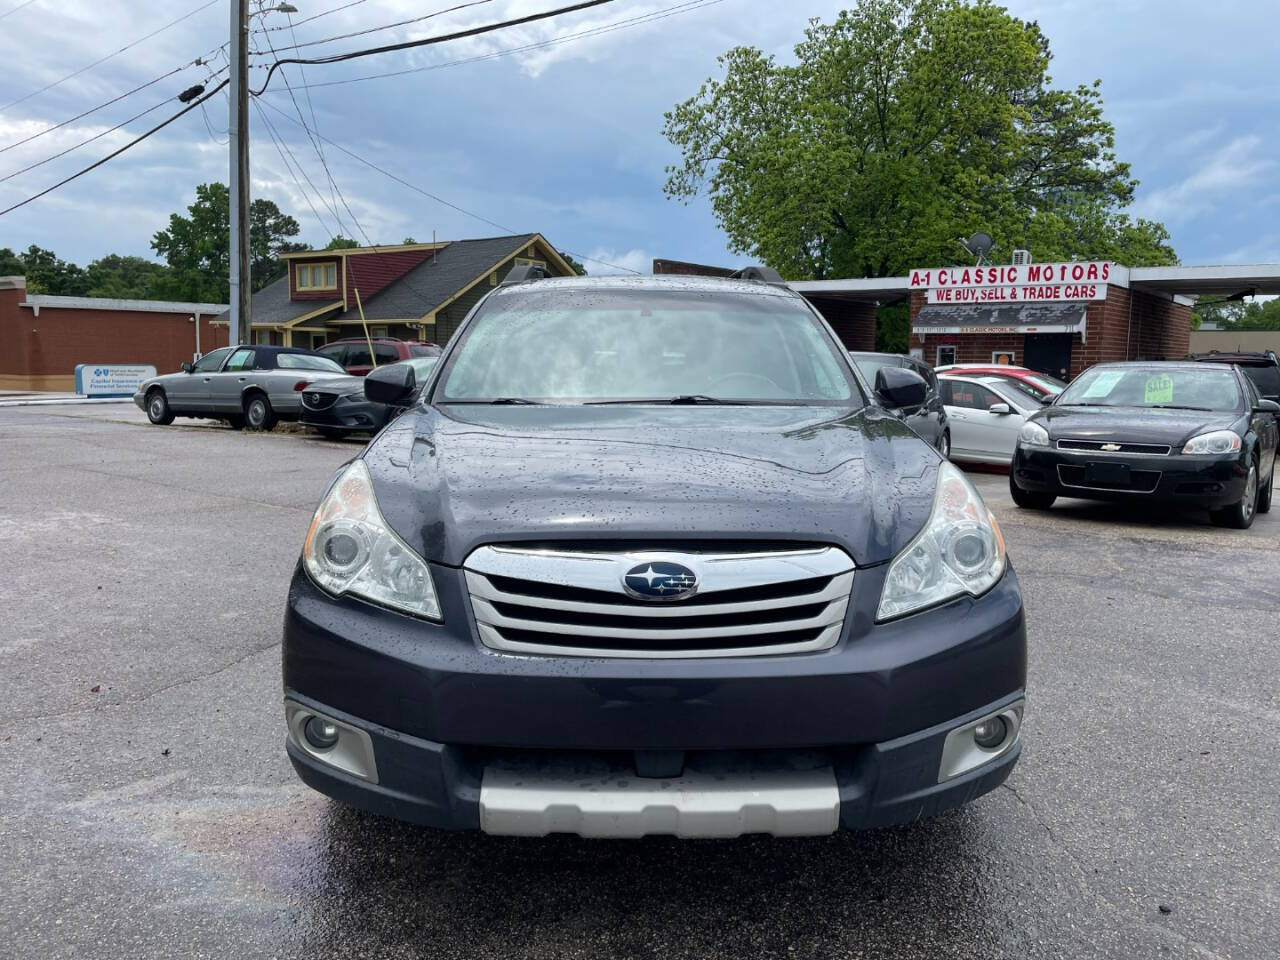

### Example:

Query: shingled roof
xmin=332 ymin=234 xmax=537 ymax=322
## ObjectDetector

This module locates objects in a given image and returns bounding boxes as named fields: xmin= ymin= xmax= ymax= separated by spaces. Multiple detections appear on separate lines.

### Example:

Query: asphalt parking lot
xmin=3 ymin=403 xmax=1277 ymax=960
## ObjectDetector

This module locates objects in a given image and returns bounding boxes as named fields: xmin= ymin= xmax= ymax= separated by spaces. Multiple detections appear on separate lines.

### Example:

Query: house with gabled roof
xmin=239 ymin=233 xmax=578 ymax=349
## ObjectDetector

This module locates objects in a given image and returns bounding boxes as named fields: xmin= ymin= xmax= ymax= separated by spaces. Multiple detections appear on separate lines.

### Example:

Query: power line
xmin=0 ymin=0 xmax=221 ymax=112
xmin=258 ymin=0 xmax=372 ymax=33
xmin=199 ymin=98 xmax=228 ymax=146
xmin=290 ymin=0 xmax=725 ymax=92
xmin=255 ymin=96 xmax=641 ymax=274
xmin=251 ymin=0 xmax=619 ymax=96
xmin=0 ymin=66 xmax=189 ymax=155
xmin=252 ymin=97 xmax=340 ymax=240
xmin=255 ymin=15 xmax=371 ymax=246
xmin=250 ymin=0 xmax=497 ymax=55
xmin=0 ymin=0 xmax=39 ymax=22
xmin=0 ymin=93 xmax=176 ymax=184
xmin=0 ymin=79 xmax=230 ymax=219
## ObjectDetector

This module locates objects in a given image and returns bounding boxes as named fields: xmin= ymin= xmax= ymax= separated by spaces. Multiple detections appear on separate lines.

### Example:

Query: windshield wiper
xmin=1148 ymin=404 xmax=1214 ymax=411
xmin=443 ymin=397 xmax=540 ymax=405
xmin=586 ymin=395 xmax=750 ymax=405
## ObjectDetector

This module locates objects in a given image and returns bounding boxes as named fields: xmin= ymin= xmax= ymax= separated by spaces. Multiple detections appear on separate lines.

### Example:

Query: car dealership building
xmin=792 ymin=262 xmax=1280 ymax=379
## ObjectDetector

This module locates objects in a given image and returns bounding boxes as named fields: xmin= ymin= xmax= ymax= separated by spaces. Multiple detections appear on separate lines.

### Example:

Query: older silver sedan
xmin=134 ymin=344 xmax=349 ymax=430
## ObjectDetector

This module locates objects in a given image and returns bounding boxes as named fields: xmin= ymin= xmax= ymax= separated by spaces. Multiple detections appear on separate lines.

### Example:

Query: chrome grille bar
xmin=464 ymin=545 xmax=855 ymax=659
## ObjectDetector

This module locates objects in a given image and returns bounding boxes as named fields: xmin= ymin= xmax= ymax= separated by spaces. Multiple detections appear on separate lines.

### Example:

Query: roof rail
xmin=501 ymin=264 xmax=554 ymax=286
xmin=729 ymin=265 xmax=787 ymax=286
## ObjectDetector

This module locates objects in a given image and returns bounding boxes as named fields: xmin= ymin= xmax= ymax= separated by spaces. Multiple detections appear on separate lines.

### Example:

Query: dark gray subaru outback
xmin=283 ymin=271 xmax=1026 ymax=838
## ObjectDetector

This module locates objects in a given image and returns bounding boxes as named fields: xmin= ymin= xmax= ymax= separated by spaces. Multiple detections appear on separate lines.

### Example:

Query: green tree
xmin=84 ymin=254 xmax=171 ymax=299
xmin=324 ymin=235 xmax=359 ymax=250
xmin=663 ymin=0 xmax=1177 ymax=280
xmin=0 ymin=247 xmax=24 ymax=275
xmin=21 ymin=245 xmax=88 ymax=295
xmin=151 ymin=183 xmax=303 ymax=301
xmin=559 ymin=251 xmax=588 ymax=275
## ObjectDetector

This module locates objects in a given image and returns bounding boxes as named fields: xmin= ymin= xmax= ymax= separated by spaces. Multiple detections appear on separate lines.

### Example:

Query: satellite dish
xmin=966 ymin=232 xmax=994 ymax=259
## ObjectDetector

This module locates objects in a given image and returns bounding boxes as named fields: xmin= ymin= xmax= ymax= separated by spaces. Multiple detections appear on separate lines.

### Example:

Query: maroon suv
xmin=316 ymin=338 xmax=441 ymax=376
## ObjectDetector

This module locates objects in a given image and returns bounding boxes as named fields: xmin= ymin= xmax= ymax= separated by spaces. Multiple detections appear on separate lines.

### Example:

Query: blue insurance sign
xmin=74 ymin=364 xmax=157 ymax=398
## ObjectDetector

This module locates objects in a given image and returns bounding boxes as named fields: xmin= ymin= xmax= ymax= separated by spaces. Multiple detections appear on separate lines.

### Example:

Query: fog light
xmin=304 ymin=716 xmax=339 ymax=750
xmin=973 ymin=716 xmax=1008 ymax=749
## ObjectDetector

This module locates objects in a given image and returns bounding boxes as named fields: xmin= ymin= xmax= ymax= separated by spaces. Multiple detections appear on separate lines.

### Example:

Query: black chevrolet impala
xmin=1011 ymin=362 xmax=1279 ymax=528
xmin=283 ymin=272 xmax=1027 ymax=838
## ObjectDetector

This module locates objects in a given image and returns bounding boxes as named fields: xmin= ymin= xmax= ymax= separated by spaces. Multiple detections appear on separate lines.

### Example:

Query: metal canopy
xmin=1128 ymin=265 xmax=1280 ymax=298
xmin=914 ymin=302 xmax=1088 ymax=338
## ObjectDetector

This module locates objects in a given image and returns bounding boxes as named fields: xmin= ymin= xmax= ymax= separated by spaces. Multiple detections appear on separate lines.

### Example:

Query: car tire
xmin=244 ymin=393 xmax=277 ymax=431
xmin=1009 ymin=470 xmax=1055 ymax=510
xmin=145 ymin=389 xmax=175 ymax=425
xmin=224 ymin=415 xmax=246 ymax=430
xmin=937 ymin=430 xmax=951 ymax=460
xmin=1259 ymin=465 xmax=1274 ymax=514
xmin=1210 ymin=456 xmax=1258 ymax=529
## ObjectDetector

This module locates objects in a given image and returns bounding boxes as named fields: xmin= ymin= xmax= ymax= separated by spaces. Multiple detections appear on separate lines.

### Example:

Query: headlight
xmin=877 ymin=461 xmax=1007 ymax=621
xmin=1018 ymin=420 xmax=1049 ymax=446
xmin=303 ymin=460 xmax=441 ymax=620
xmin=1182 ymin=430 xmax=1241 ymax=455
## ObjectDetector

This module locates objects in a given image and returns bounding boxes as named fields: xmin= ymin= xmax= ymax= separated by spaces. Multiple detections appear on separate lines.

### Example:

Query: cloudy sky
xmin=0 ymin=0 xmax=1275 ymax=276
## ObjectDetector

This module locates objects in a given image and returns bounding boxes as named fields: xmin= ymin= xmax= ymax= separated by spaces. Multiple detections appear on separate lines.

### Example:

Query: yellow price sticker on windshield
xmin=1144 ymin=374 xmax=1174 ymax=404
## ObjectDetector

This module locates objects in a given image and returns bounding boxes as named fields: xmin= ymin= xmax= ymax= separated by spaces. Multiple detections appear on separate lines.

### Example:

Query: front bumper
xmin=1012 ymin=444 xmax=1248 ymax=507
xmin=285 ymin=691 xmax=1023 ymax=834
xmin=282 ymin=560 xmax=1026 ymax=833
xmin=299 ymin=396 xmax=386 ymax=433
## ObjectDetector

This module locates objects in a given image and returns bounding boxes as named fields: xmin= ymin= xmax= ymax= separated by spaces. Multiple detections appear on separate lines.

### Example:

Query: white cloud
xmin=581 ymin=247 xmax=652 ymax=275
xmin=1131 ymin=135 xmax=1275 ymax=224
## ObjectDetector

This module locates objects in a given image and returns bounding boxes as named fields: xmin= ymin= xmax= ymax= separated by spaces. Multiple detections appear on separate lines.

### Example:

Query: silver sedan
xmin=134 ymin=345 xmax=349 ymax=430
xmin=937 ymin=373 xmax=1043 ymax=465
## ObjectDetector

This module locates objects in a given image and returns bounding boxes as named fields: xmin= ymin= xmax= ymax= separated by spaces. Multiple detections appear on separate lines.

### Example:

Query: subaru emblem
xmin=622 ymin=561 xmax=698 ymax=601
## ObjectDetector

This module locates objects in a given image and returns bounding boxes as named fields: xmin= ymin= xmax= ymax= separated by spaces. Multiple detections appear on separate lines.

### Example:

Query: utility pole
xmin=228 ymin=0 xmax=251 ymax=346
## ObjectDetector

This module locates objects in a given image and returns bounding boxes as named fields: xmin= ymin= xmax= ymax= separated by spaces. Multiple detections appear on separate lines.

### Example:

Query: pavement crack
xmin=1000 ymin=781 xmax=1057 ymax=842
xmin=0 ymin=641 xmax=280 ymax=729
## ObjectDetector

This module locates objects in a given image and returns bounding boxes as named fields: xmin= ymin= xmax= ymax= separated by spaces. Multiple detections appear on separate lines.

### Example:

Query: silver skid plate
xmin=479 ymin=755 xmax=840 ymax=838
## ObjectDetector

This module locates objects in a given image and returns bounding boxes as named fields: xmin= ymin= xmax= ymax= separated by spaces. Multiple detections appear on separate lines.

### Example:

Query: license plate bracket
xmin=1086 ymin=461 xmax=1130 ymax=486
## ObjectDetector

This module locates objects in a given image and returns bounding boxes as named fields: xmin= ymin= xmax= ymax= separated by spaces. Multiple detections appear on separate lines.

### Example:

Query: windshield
xmin=437 ymin=288 xmax=858 ymax=404
xmin=278 ymin=353 xmax=345 ymax=372
xmin=851 ymin=355 xmax=900 ymax=388
xmin=1058 ymin=366 xmax=1242 ymax=411
xmin=985 ymin=380 xmax=1038 ymax=413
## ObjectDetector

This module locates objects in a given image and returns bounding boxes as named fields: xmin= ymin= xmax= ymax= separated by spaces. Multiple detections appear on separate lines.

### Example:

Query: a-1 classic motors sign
xmin=910 ymin=262 xmax=1119 ymax=304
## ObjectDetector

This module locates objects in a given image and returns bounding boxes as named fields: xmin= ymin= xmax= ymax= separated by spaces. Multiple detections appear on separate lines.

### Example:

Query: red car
xmin=934 ymin=364 xmax=1067 ymax=403
xmin=316 ymin=337 xmax=441 ymax=377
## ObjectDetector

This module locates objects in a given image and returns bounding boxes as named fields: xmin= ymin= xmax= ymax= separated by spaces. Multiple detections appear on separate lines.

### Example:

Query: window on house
xmin=936 ymin=345 xmax=957 ymax=366
xmin=992 ymin=351 xmax=1016 ymax=365
xmin=514 ymin=257 xmax=547 ymax=270
xmin=370 ymin=326 xmax=388 ymax=338
xmin=296 ymin=262 xmax=338 ymax=290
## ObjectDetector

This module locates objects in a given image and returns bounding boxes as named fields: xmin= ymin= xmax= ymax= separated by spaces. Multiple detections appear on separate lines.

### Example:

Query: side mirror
xmin=1254 ymin=399 xmax=1280 ymax=414
xmin=181 ymin=361 xmax=193 ymax=373
xmin=988 ymin=402 xmax=1012 ymax=415
xmin=875 ymin=366 xmax=928 ymax=410
xmin=365 ymin=363 xmax=417 ymax=406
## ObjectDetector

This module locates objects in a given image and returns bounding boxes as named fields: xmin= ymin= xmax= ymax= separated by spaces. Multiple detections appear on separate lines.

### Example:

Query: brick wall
xmin=805 ymin=296 xmax=877 ymax=350
xmin=0 ymin=285 xmax=229 ymax=391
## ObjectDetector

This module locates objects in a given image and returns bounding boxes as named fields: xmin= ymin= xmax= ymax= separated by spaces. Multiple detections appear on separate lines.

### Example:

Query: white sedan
xmin=937 ymin=373 xmax=1044 ymax=465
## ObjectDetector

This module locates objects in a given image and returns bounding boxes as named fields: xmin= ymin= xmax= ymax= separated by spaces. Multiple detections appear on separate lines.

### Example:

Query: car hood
xmin=304 ymin=375 xmax=364 ymax=395
xmin=1038 ymin=405 xmax=1241 ymax=445
xmin=360 ymin=404 xmax=941 ymax=567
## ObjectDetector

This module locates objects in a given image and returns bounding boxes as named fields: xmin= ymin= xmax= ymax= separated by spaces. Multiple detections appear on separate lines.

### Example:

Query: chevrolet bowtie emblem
xmin=1100 ymin=443 xmax=1122 ymax=452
